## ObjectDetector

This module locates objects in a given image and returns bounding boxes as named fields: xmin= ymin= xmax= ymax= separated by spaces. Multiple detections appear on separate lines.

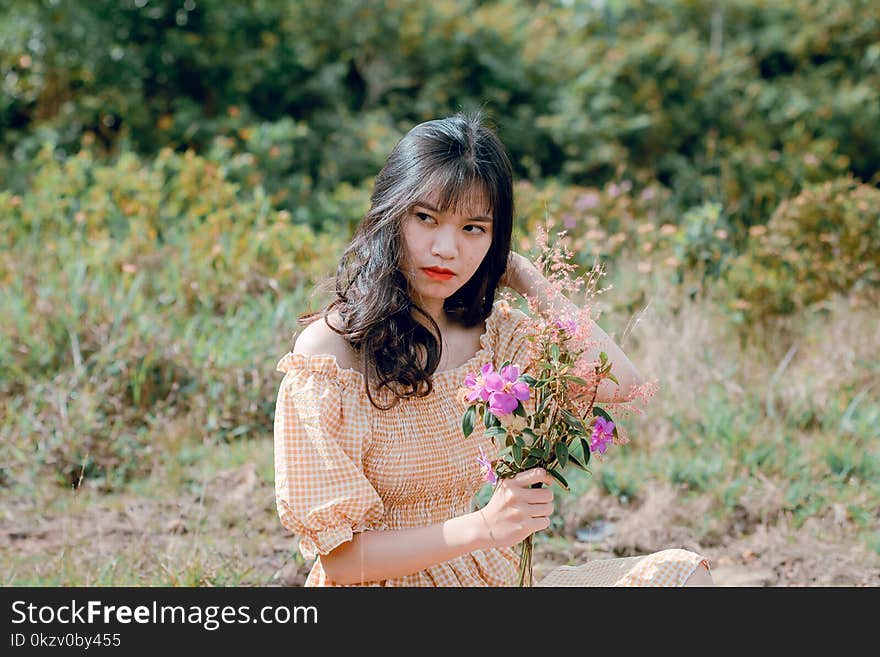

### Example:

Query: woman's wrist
xmin=503 ymin=252 xmax=525 ymax=295
xmin=509 ymin=253 xmax=540 ymax=297
xmin=478 ymin=507 xmax=498 ymax=548
xmin=464 ymin=510 xmax=495 ymax=550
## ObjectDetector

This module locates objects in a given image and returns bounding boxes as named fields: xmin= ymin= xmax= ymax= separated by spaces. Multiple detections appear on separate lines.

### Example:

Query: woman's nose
xmin=431 ymin=228 xmax=458 ymax=258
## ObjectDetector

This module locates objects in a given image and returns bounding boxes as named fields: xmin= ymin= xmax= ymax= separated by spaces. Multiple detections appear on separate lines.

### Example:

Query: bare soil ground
xmin=3 ymin=463 xmax=877 ymax=587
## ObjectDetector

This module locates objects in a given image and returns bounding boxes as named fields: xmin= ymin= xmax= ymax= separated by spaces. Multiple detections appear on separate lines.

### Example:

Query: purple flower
xmin=488 ymin=391 xmax=519 ymax=416
xmin=464 ymin=363 xmax=495 ymax=402
xmin=576 ymin=192 xmax=600 ymax=211
xmin=484 ymin=371 xmax=504 ymax=393
xmin=590 ymin=417 xmax=615 ymax=454
xmin=477 ymin=446 xmax=498 ymax=485
xmin=503 ymin=364 xmax=519 ymax=380
xmin=554 ymin=318 xmax=578 ymax=335
xmin=512 ymin=382 xmax=530 ymax=400
xmin=464 ymin=362 xmax=531 ymax=417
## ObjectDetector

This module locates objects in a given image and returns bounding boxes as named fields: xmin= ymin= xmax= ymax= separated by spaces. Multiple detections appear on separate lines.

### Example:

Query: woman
xmin=273 ymin=112 xmax=712 ymax=586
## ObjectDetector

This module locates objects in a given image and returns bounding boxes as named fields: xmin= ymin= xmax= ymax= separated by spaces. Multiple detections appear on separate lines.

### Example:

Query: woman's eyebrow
xmin=413 ymin=200 xmax=493 ymax=223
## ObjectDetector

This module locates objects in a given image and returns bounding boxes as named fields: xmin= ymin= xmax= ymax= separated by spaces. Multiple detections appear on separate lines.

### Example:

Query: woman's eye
xmin=416 ymin=212 xmax=434 ymax=223
xmin=465 ymin=225 xmax=487 ymax=234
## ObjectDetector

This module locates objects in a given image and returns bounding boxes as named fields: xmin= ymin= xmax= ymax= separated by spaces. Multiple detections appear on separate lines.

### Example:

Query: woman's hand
xmin=478 ymin=468 xmax=556 ymax=548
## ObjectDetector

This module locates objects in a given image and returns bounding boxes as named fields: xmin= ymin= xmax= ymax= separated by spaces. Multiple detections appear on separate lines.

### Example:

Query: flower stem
xmin=518 ymin=535 xmax=534 ymax=587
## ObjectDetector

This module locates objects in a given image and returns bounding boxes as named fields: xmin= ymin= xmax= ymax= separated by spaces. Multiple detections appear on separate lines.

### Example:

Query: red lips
xmin=422 ymin=267 xmax=455 ymax=281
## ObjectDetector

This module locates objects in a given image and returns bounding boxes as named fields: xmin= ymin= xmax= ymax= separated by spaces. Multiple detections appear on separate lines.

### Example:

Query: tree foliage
xmin=2 ymin=0 xmax=878 ymax=234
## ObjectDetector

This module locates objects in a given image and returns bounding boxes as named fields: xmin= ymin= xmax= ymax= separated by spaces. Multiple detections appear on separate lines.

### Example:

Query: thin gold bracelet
xmin=478 ymin=508 xmax=497 ymax=543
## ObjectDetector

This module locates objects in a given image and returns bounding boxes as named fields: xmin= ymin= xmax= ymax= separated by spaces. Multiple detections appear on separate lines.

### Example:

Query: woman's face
xmin=400 ymin=185 xmax=494 ymax=306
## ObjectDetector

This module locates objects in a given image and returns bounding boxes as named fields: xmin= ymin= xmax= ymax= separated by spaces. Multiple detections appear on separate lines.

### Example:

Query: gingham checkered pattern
xmin=536 ymin=549 xmax=710 ymax=587
xmin=274 ymin=299 xmax=709 ymax=586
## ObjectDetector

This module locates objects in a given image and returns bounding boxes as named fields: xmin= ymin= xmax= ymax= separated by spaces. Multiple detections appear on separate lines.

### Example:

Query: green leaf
xmin=501 ymin=461 xmax=522 ymax=475
xmin=537 ymin=394 xmax=552 ymax=416
xmin=485 ymin=426 xmax=508 ymax=437
xmin=513 ymin=403 xmax=527 ymax=418
xmin=522 ymin=428 xmax=539 ymax=443
xmin=462 ymin=406 xmax=476 ymax=438
xmin=564 ymin=375 xmax=589 ymax=386
xmin=484 ymin=410 xmax=505 ymax=429
xmin=593 ymin=406 xmax=613 ymax=422
xmin=579 ymin=437 xmax=592 ymax=465
xmin=555 ymin=441 xmax=569 ymax=468
xmin=567 ymin=453 xmax=588 ymax=471
xmin=560 ymin=408 xmax=586 ymax=433
xmin=531 ymin=440 xmax=548 ymax=460
xmin=599 ymin=351 xmax=608 ymax=366
xmin=550 ymin=343 xmax=560 ymax=362
xmin=513 ymin=443 xmax=522 ymax=463
xmin=521 ymin=374 xmax=538 ymax=386
xmin=607 ymin=373 xmax=619 ymax=386
xmin=522 ymin=455 xmax=542 ymax=469
xmin=548 ymin=468 xmax=570 ymax=490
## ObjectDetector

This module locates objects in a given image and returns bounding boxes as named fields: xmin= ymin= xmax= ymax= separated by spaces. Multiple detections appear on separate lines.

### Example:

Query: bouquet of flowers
xmin=459 ymin=228 xmax=655 ymax=586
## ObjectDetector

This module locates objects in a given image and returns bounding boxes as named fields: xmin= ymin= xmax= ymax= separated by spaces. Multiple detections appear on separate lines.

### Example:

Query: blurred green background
xmin=1 ymin=0 xmax=877 ymax=585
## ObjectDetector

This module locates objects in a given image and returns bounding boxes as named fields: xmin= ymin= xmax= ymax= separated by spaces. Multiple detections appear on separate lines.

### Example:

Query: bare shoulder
xmin=293 ymin=312 xmax=360 ymax=371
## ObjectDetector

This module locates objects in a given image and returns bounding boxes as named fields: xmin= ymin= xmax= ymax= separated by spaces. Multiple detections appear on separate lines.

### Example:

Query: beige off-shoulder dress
xmin=273 ymin=299 xmax=710 ymax=586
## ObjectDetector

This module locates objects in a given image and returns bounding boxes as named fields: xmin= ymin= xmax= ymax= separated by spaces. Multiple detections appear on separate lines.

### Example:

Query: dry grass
xmin=2 ymin=257 xmax=877 ymax=587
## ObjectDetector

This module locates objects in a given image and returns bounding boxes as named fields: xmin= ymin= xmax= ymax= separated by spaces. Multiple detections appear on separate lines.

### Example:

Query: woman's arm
xmin=320 ymin=512 xmax=487 ymax=585
xmin=505 ymin=252 xmax=645 ymax=403
xmin=320 ymin=468 xmax=555 ymax=585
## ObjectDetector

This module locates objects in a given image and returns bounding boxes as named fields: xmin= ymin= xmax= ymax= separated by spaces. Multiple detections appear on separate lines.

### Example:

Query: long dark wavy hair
xmin=297 ymin=111 xmax=514 ymax=410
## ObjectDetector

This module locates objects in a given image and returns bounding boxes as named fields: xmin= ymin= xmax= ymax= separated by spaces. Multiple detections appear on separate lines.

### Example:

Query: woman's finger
xmin=527 ymin=502 xmax=554 ymax=518
xmin=526 ymin=488 xmax=554 ymax=504
xmin=515 ymin=468 xmax=554 ymax=489
xmin=513 ymin=468 xmax=546 ymax=486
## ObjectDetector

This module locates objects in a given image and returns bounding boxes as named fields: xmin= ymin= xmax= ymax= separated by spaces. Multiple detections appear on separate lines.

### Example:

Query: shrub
xmin=5 ymin=0 xmax=877 ymax=236
xmin=723 ymin=177 xmax=880 ymax=322
xmin=0 ymin=145 xmax=346 ymax=488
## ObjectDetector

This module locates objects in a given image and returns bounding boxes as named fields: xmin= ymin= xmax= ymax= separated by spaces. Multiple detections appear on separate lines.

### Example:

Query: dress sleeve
xmin=486 ymin=299 xmax=536 ymax=372
xmin=273 ymin=355 xmax=385 ymax=560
